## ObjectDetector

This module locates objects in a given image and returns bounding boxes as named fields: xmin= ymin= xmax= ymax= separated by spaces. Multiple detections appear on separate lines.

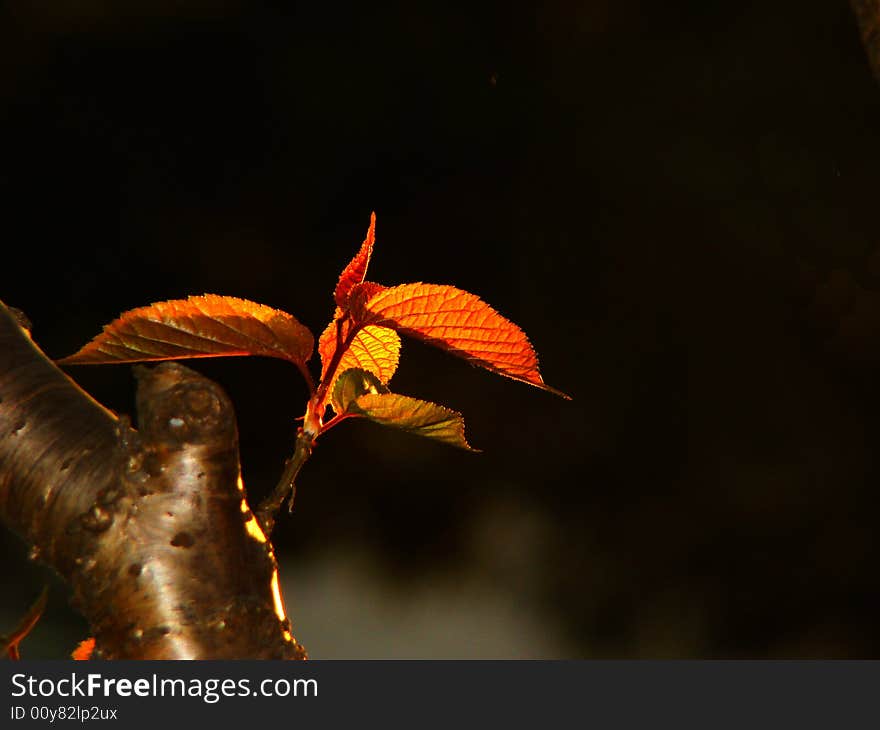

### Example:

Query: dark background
xmin=2 ymin=0 xmax=880 ymax=658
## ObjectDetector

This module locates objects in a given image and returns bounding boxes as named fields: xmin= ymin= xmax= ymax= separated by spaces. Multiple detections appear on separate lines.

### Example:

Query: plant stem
xmin=257 ymin=312 xmax=361 ymax=535
xmin=317 ymin=412 xmax=352 ymax=435
xmin=296 ymin=361 xmax=316 ymax=396
xmin=256 ymin=428 xmax=315 ymax=535
xmin=313 ymin=314 xmax=360 ymax=410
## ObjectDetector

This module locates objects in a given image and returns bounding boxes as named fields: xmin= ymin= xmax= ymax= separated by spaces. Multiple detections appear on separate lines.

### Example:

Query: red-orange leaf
xmin=349 ymin=391 xmax=477 ymax=451
xmin=71 ymin=637 xmax=96 ymax=661
xmin=334 ymin=212 xmax=376 ymax=307
xmin=318 ymin=309 xmax=401 ymax=396
xmin=348 ymin=280 xmax=387 ymax=309
xmin=59 ymin=295 xmax=315 ymax=373
xmin=351 ymin=282 xmax=568 ymax=397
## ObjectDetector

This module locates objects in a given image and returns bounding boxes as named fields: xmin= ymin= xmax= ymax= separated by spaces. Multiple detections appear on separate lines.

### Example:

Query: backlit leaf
xmin=331 ymin=367 xmax=388 ymax=415
xmin=334 ymin=212 xmax=376 ymax=307
xmin=348 ymin=391 xmax=477 ymax=451
xmin=352 ymin=282 xmax=568 ymax=397
xmin=344 ymin=325 xmax=400 ymax=383
xmin=318 ymin=309 xmax=401 ymax=393
xmin=348 ymin=280 xmax=387 ymax=308
xmin=59 ymin=295 xmax=315 ymax=369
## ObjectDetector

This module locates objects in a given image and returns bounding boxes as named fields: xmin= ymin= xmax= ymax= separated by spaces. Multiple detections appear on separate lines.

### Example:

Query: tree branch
xmin=0 ymin=301 xmax=306 ymax=659
xmin=852 ymin=0 xmax=880 ymax=84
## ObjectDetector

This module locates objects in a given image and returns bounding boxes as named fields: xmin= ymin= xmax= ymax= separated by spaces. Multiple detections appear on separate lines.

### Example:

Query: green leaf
xmin=350 ymin=392 xmax=478 ymax=451
xmin=332 ymin=367 xmax=388 ymax=415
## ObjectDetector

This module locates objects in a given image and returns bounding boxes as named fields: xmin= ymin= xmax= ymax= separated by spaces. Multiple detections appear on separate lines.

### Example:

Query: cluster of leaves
xmin=61 ymin=214 xmax=567 ymax=516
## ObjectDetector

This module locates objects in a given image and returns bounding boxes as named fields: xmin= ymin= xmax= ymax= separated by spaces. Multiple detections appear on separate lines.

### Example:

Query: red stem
xmin=313 ymin=313 xmax=361 ymax=413
xmin=296 ymin=361 xmax=316 ymax=396
xmin=318 ymin=412 xmax=354 ymax=435
xmin=257 ymin=312 xmax=362 ymax=530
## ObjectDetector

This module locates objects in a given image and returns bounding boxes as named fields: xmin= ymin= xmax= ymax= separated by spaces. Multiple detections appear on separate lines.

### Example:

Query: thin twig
xmin=1 ymin=586 xmax=48 ymax=660
xmin=256 ymin=429 xmax=315 ymax=535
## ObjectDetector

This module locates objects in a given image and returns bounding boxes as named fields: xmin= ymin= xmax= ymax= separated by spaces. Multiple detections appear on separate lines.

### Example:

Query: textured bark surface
xmin=0 ymin=301 xmax=306 ymax=659
xmin=852 ymin=0 xmax=880 ymax=84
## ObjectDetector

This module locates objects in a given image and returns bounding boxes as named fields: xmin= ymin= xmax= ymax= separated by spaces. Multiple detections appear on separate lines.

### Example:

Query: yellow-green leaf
xmin=332 ymin=367 xmax=388 ymax=415
xmin=349 ymin=392 xmax=478 ymax=451
xmin=318 ymin=309 xmax=401 ymax=393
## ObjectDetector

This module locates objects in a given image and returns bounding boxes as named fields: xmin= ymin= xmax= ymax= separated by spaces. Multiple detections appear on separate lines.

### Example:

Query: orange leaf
xmin=59 ymin=295 xmax=315 ymax=373
xmin=318 ymin=309 xmax=401 ymax=397
xmin=71 ymin=637 xmax=96 ymax=660
xmin=334 ymin=212 xmax=376 ymax=307
xmin=351 ymin=282 xmax=568 ymax=397
xmin=349 ymin=391 xmax=477 ymax=451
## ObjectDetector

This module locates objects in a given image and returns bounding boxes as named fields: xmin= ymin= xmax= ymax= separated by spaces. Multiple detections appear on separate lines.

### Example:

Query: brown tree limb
xmin=852 ymin=0 xmax=880 ymax=84
xmin=0 ymin=301 xmax=306 ymax=659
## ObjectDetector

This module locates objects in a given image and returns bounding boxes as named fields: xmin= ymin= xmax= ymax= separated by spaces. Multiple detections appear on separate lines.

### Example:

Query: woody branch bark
xmin=852 ymin=0 xmax=880 ymax=84
xmin=0 ymin=301 xmax=305 ymax=659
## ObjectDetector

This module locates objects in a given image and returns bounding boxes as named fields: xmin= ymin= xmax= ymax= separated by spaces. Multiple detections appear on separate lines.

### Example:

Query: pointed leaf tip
xmin=334 ymin=212 xmax=377 ymax=307
xmin=58 ymin=295 xmax=315 ymax=370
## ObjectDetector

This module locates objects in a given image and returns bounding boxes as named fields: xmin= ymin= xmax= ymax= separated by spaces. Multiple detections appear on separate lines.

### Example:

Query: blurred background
xmin=2 ymin=0 xmax=880 ymax=658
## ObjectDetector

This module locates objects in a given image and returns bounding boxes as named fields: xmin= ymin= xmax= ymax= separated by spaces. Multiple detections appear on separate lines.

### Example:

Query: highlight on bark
xmin=0 ymin=302 xmax=306 ymax=659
